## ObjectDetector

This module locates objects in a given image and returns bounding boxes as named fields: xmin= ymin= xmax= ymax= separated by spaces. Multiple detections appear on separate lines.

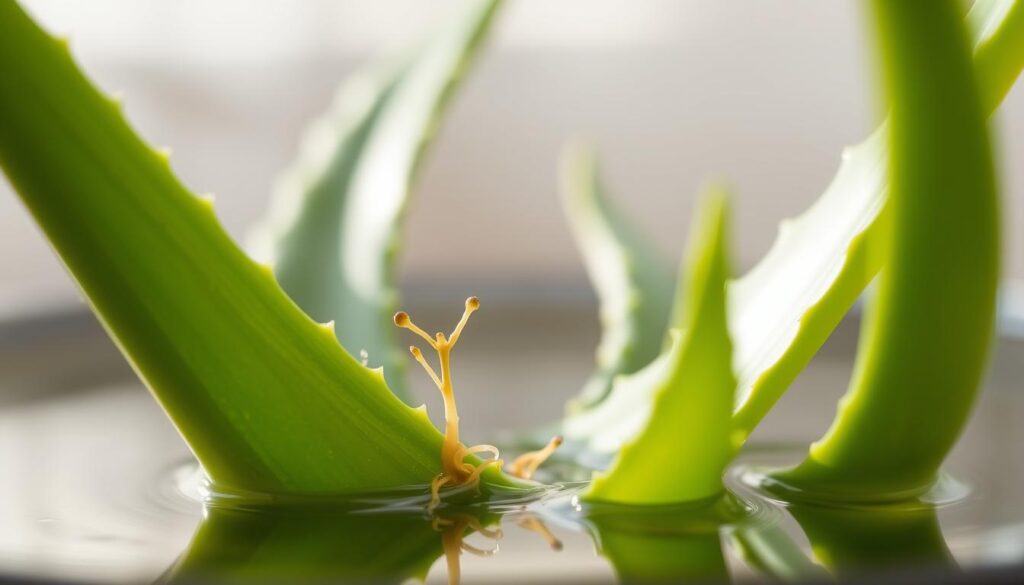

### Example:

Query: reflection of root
xmin=517 ymin=514 xmax=563 ymax=551
xmin=508 ymin=435 xmax=563 ymax=480
xmin=433 ymin=513 xmax=503 ymax=585
xmin=461 ymin=515 xmax=503 ymax=540
xmin=428 ymin=474 xmax=452 ymax=513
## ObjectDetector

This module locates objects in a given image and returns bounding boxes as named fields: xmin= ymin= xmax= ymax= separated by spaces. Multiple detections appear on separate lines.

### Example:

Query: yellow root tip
xmin=508 ymin=435 xmax=563 ymax=480
xmin=394 ymin=311 xmax=410 ymax=326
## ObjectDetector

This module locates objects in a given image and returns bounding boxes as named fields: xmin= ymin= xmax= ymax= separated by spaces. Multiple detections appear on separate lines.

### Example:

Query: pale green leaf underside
xmin=248 ymin=0 xmax=501 ymax=402
xmin=565 ymin=0 xmax=1024 ymax=454
xmin=560 ymin=143 xmax=675 ymax=412
xmin=585 ymin=191 xmax=734 ymax=504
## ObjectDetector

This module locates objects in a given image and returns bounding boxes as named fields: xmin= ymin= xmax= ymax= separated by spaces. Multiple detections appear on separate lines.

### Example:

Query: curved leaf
xmin=564 ymin=0 xmax=1024 ymax=454
xmin=776 ymin=0 xmax=999 ymax=500
xmin=585 ymin=190 xmax=734 ymax=504
xmin=730 ymin=0 xmax=1023 ymax=440
xmin=248 ymin=0 xmax=501 ymax=402
xmin=0 ymin=0 xmax=513 ymax=496
xmin=560 ymin=143 xmax=674 ymax=413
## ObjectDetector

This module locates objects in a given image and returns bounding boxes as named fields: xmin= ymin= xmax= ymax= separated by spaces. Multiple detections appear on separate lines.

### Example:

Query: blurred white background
xmin=2 ymin=0 xmax=1022 ymax=311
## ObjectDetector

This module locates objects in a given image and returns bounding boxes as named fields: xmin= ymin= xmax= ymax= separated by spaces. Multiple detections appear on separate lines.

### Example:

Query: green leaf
xmin=564 ymin=0 xmax=1024 ymax=454
xmin=248 ymin=0 xmax=501 ymax=402
xmin=774 ymin=0 xmax=999 ymax=501
xmin=731 ymin=0 xmax=1024 ymax=442
xmin=970 ymin=0 xmax=1024 ymax=114
xmin=584 ymin=190 xmax=735 ymax=504
xmin=0 ymin=0 xmax=513 ymax=496
xmin=559 ymin=143 xmax=675 ymax=412
xmin=562 ymin=328 xmax=685 ymax=454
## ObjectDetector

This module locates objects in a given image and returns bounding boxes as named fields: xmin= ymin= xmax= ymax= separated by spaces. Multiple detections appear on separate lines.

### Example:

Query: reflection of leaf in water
xmin=580 ymin=493 xmax=747 ymax=583
xmin=600 ymin=529 xmax=726 ymax=584
xmin=731 ymin=523 xmax=830 ymax=583
xmin=787 ymin=502 xmax=953 ymax=579
xmin=163 ymin=507 xmax=441 ymax=583
xmin=162 ymin=505 xmax=503 ymax=585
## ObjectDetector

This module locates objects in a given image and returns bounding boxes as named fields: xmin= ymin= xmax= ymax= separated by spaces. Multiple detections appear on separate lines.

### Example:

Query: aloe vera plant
xmin=563 ymin=0 xmax=1024 ymax=460
xmin=164 ymin=499 xmax=512 ymax=585
xmin=1 ymin=0 xmax=1022 ymax=529
xmin=248 ymin=0 xmax=500 ymax=402
xmin=0 ymin=0 xmax=516 ymax=496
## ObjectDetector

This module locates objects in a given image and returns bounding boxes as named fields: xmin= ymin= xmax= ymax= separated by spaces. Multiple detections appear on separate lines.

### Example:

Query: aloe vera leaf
xmin=584 ymin=191 xmax=734 ymax=504
xmin=560 ymin=143 xmax=675 ymax=413
xmin=970 ymin=0 xmax=1024 ymax=114
xmin=774 ymin=0 xmax=999 ymax=500
xmin=0 ymin=0 xmax=513 ymax=495
xmin=247 ymin=0 xmax=501 ymax=403
xmin=731 ymin=0 xmax=1023 ymax=441
xmin=565 ymin=1 xmax=1024 ymax=453
xmin=562 ymin=330 xmax=683 ymax=454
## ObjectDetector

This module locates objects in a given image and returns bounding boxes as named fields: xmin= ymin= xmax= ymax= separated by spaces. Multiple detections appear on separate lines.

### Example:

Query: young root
xmin=508 ymin=435 xmax=563 ymax=480
xmin=396 ymin=297 xmax=504 ymax=510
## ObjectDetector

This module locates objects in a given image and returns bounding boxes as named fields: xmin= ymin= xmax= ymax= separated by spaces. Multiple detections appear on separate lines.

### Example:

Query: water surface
xmin=1 ymin=303 xmax=1021 ymax=582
